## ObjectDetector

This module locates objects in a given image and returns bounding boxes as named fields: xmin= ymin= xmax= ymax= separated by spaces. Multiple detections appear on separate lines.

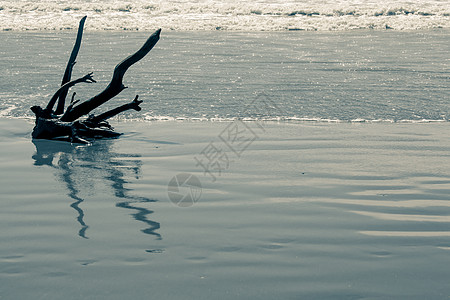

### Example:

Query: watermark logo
xmin=167 ymin=92 xmax=284 ymax=207
xmin=167 ymin=173 xmax=202 ymax=207
xmin=194 ymin=92 xmax=281 ymax=183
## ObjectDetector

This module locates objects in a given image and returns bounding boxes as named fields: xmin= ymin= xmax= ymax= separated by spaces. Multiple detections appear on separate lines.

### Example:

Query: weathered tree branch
xmin=60 ymin=28 xmax=161 ymax=122
xmin=55 ymin=16 xmax=87 ymax=115
xmin=87 ymin=95 xmax=143 ymax=124
xmin=46 ymin=73 xmax=96 ymax=113
xmin=30 ymin=17 xmax=160 ymax=143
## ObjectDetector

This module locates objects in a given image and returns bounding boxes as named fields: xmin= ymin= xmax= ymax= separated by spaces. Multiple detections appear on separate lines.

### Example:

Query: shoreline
xmin=2 ymin=114 xmax=450 ymax=125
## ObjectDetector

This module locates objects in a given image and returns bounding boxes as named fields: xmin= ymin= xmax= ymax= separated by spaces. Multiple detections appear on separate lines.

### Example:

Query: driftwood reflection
xmin=32 ymin=139 xmax=161 ymax=240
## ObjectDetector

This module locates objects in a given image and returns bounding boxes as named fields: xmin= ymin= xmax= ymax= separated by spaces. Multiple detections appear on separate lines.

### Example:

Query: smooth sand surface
xmin=1 ymin=118 xmax=450 ymax=299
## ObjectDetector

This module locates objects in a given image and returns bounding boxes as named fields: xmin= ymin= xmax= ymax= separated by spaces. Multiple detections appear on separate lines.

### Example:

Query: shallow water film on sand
xmin=1 ymin=119 xmax=450 ymax=299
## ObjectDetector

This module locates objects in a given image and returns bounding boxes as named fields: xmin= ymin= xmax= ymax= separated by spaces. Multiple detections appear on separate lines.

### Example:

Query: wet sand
xmin=1 ymin=118 xmax=450 ymax=299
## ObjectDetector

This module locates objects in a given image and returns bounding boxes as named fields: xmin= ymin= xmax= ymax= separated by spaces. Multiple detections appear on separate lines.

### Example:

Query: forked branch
xmin=60 ymin=28 xmax=161 ymax=122
xmin=45 ymin=73 xmax=96 ymax=113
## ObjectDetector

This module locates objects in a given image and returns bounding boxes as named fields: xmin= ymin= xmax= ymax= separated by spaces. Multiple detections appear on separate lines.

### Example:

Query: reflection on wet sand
xmin=32 ymin=139 xmax=161 ymax=240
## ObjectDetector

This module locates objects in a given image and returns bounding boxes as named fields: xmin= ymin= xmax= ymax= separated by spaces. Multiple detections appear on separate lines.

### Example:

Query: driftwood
xmin=31 ymin=16 xmax=161 ymax=144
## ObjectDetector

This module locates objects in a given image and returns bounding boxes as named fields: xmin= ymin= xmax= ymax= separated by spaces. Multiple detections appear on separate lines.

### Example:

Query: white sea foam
xmin=140 ymin=114 xmax=449 ymax=123
xmin=0 ymin=105 xmax=17 ymax=117
xmin=0 ymin=0 xmax=449 ymax=31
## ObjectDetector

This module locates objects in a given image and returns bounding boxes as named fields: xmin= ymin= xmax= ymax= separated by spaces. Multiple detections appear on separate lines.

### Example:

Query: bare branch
xmin=55 ymin=16 xmax=87 ymax=115
xmin=60 ymin=29 xmax=161 ymax=122
xmin=87 ymin=95 xmax=143 ymax=124
xmin=46 ymin=73 xmax=96 ymax=113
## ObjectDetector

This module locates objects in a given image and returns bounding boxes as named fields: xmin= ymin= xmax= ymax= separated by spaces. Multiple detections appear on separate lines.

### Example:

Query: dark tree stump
xmin=31 ymin=16 xmax=161 ymax=144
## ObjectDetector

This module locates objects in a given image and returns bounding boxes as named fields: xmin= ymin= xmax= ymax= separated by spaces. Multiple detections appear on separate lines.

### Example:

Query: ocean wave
xmin=0 ymin=0 xmax=449 ymax=31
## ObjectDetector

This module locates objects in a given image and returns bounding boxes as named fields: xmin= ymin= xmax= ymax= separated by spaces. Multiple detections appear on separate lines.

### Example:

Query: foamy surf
xmin=0 ymin=0 xmax=449 ymax=31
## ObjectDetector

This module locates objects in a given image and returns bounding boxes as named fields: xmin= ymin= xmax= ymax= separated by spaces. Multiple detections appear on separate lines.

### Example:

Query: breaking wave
xmin=0 ymin=0 xmax=449 ymax=31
